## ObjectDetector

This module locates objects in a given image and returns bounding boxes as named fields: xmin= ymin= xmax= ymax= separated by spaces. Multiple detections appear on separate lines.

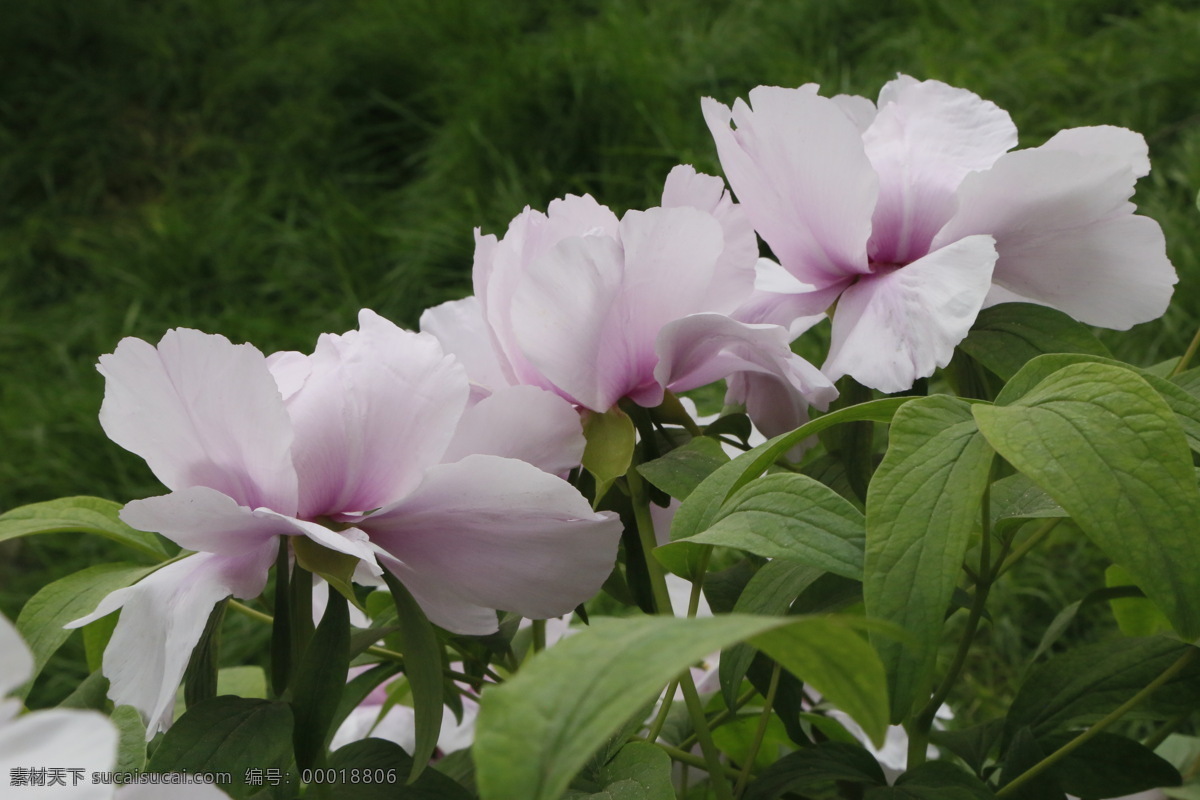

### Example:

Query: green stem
xmin=229 ymin=599 xmax=273 ymax=624
xmin=645 ymin=679 xmax=679 ymax=743
xmin=995 ymin=519 xmax=1060 ymax=580
xmin=734 ymin=663 xmax=781 ymax=797
xmin=1172 ymin=324 xmax=1200 ymax=376
xmin=1143 ymin=709 xmax=1190 ymax=752
xmin=634 ymin=738 xmax=744 ymax=781
xmin=531 ymin=619 xmax=546 ymax=653
xmin=627 ymin=465 xmax=733 ymax=800
xmin=998 ymin=647 xmax=1199 ymax=798
xmin=679 ymin=686 xmax=758 ymax=751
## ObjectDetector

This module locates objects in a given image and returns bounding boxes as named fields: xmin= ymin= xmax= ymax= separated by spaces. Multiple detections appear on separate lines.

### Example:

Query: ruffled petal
xmin=864 ymin=76 xmax=1017 ymax=264
xmin=419 ymin=296 xmax=513 ymax=397
xmin=1041 ymin=125 xmax=1150 ymax=179
xmin=442 ymin=384 xmax=585 ymax=476
xmin=361 ymin=455 xmax=621 ymax=626
xmin=98 ymin=329 xmax=298 ymax=514
xmin=66 ymin=546 xmax=277 ymax=735
xmin=732 ymin=258 xmax=846 ymax=329
xmin=702 ymin=86 xmax=877 ymax=286
xmin=660 ymin=164 xmax=758 ymax=310
xmin=0 ymin=709 xmax=117 ymax=799
xmin=824 ymin=235 xmax=998 ymax=393
xmin=285 ymin=310 xmax=469 ymax=518
xmin=935 ymin=148 xmax=1175 ymax=329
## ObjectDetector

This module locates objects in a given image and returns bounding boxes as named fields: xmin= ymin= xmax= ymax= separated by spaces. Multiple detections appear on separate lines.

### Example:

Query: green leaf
xmin=636 ymin=436 xmax=729 ymax=501
xmin=988 ymin=473 xmax=1065 ymax=537
xmin=1026 ymin=585 xmax=1146 ymax=669
xmin=58 ymin=670 xmax=109 ymax=710
xmin=1106 ymin=564 xmax=1173 ymax=637
xmin=290 ymin=589 xmax=350 ymax=772
xmin=326 ymin=738 xmax=473 ymax=799
xmin=0 ymin=496 xmax=169 ymax=559
xmin=998 ymin=727 xmax=1063 ymax=800
xmin=112 ymin=705 xmax=147 ymax=773
xmin=742 ymin=741 xmax=886 ymax=800
xmin=473 ymin=614 xmax=891 ymax=800
xmin=1041 ymin=731 xmax=1181 ymax=799
xmin=930 ymin=720 xmax=1003 ymax=778
xmin=218 ymin=666 xmax=268 ymax=699
xmin=958 ymin=303 xmax=1111 ymax=381
xmin=662 ymin=473 xmax=864 ymax=580
xmin=379 ymin=569 xmax=445 ymax=783
xmin=15 ymin=562 xmax=159 ymax=696
xmin=184 ymin=600 xmax=226 ymax=710
xmin=582 ymin=406 xmax=636 ymax=501
xmin=82 ymin=612 xmax=118 ymax=673
xmin=1006 ymin=637 xmax=1200 ymax=740
xmin=719 ymin=560 xmax=824 ymax=709
xmin=711 ymin=713 xmax=791 ymax=771
xmin=565 ymin=741 xmax=675 ymax=800
xmin=864 ymin=395 xmax=994 ymax=721
xmin=975 ymin=362 xmax=1200 ymax=639
xmin=662 ymin=397 xmax=912 ymax=579
xmin=146 ymin=697 xmax=295 ymax=800
xmin=869 ymin=761 xmax=997 ymax=799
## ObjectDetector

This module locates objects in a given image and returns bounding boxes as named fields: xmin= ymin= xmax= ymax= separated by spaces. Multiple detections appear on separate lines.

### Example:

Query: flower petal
xmin=0 ymin=614 xmax=32 ymax=700
xmin=935 ymin=148 xmax=1175 ymax=329
xmin=122 ymin=486 xmax=306 ymax=557
xmin=824 ymin=235 xmax=998 ymax=393
xmin=442 ymin=384 xmax=585 ymax=476
xmin=98 ymin=329 xmax=298 ymax=513
xmin=864 ymin=76 xmax=1017 ymax=264
xmin=285 ymin=310 xmax=469 ymax=518
xmin=733 ymin=258 xmax=846 ymax=328
xmin=419 ymin=296 xmax=513 ymax=397
xmin=66 ymin=547 xmax=276 ymax=735
xmin=0 ymin=709 xmax=117 ymax=799
xmin=702 ymin=86 xmax=877 ymax=286
xmin=377 ymin=554 xmax=502 ymax=635
xmin=1041 ymin=125 xmax=1150 ymax=179
xmin=361 ymin=455 xmax=621 ymax=626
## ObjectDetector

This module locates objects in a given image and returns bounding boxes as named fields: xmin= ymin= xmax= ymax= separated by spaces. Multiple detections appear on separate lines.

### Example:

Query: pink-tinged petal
xmin=726 ymin=369 xmax=815 ymax=442
xmin=824 ymin=235 xmax=998 ymax=393
xmin=361 ymin=455 xmax=622 ymax=625
xmin=654 ymin=314 xmax=836 ymax=413
xmin=377 ymin=554 xmax=501 ymax=635
xmin=935 ymin=148 xmax=1175 ymax=329
xmin=266 ymin=350 xmax=311 ymax=402
xmin=419 ymin=296 xmax=512 ymax=396
xmin=122 ymin=486 xmax=305 ymax=557
xmin=702 ymin=87 xmax=877 ymax=286
xmin=511 ymin=206 xmax=726 ymax=410
xmin=733 ymin=258 xmax=846 ymax=328
xmin=285 ymin=310 xmax=469 ymax=518
xmin=0 ymin=614 xmax=32 ymax=699
xmin=832 ymin=93 xmax=878 ymax=132
xmin=863 ymin=77 xmax=1017 ymax=264
xmin=1041 ymin=125 xmax=1150 ymax=179
xmin=476 ymin=196 xmax=621 ymax=391
xmin=0 ymin=709 xmax=117 ymax=799
xmin=442 ymin=384 xmax=585 ymax=476
xmin=66 ymin=547 xmax=276 ymax=736
xmin=660 ymin=165 xmax=758 ymax=309
xmin=98 ymin=329 xmax=298 ymax=514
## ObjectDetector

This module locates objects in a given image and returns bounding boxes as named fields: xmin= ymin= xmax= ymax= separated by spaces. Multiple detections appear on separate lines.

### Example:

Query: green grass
xmin=3 ymin=0 xmax=1200 ymax=715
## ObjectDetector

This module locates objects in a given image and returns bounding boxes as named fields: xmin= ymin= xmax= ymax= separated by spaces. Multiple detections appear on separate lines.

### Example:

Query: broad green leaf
xmin=662 ymin=473 xmax=864 ymax=580
xmin=290 ymin=589 xmax=350 ymax=771
xmin=112 ymin=705 xmax=146 ymax=773
xmin=1106 ymin=564 xmax=1173 ymax=637
xmin=83 ymin=612 xmax=118 ymax=673
xmin=663 ymin=397 xmax=912 ymax=579
xmin=184 ymin=600 xmax=226 ymax=710
xmin=994 ymin=353 xmax=1200 ymax=455
xmin=864 ymin=395 xmax=994 ymax=721
xmin=1041 ymin=731 xmax=1181 ymax=798
xmin=743 ymin=741 xmax=886 ymax=800
xmin=975 ymin=362 xmax=1200 ymax=639
xmin=146 ymin=697 xmax=294 ymax=800
xmin=711 ymin=713 xmax=791 ymax=771
xmin=328 ymin=663 xmax=403 ymax=749
xmin=0 ymin=496 xmax=168 ymax=559
xmin=564 ymin=741 xmax=674 ymax=800
xmin=636 ymin=436 xmax=729 ymax=501
xmin=474 ymin=614 xmax=892 ymax=800
xmin=930 ymin=720 xmax=1003 ymax=778
xmin=720 ymin=560 xmax=824 ymax=708
xmin=58 ymin=670 xmax=109 ymax=710
xmin=379 ymin=568 xmax=444 ymax=783
xmin=998 ymin=727 xmax=1060 ymax=800
xmin=868 ymin=761 xmax=995 ymax=799
xmin=957 ymin=302 xmax=1111 ymax=381
xmin=15 ymin=562 xmax=158 ymax=696
xmin=583 ymin=406 xmax=636 ymax=501
xmin=988 ymin=473 xmax=1065 ymax=536
xmin=326 ymin=738 xmax=473 ymax=799
xmin=1006 ymin=637 xmax=1200 ymax=740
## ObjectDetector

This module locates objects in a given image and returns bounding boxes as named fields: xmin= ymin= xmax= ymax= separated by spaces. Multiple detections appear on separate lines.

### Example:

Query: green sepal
xmin=582 ymin=406 xmax=636 ymax=503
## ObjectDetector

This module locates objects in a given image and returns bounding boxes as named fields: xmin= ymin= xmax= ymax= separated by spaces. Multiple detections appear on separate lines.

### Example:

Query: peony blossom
xmin=420 ymin=165 xmax=836 ymax=437
xmin=704 ymin=75 xmax=1176 ymax=392
xmin=70 ymin=310 xmax=622 ymax=734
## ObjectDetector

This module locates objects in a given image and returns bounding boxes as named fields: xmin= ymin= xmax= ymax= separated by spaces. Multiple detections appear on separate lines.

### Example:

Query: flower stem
xmin=531 ymin=619 xmax=546 ymax=653
xmin=634 ymin=738 xmax=744 ymax=781
xmin=997 ymin=647 xmax=1199 ymax=797
xmin=733 ymin=663 xmax=780 ymax=797
xmin=1172 ymin=324 xmax=1200 ymax=376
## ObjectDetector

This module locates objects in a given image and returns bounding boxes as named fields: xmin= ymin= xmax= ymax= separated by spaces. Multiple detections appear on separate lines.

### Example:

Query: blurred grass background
xmin=2 ymin=0 xmax=1198 ymax=712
